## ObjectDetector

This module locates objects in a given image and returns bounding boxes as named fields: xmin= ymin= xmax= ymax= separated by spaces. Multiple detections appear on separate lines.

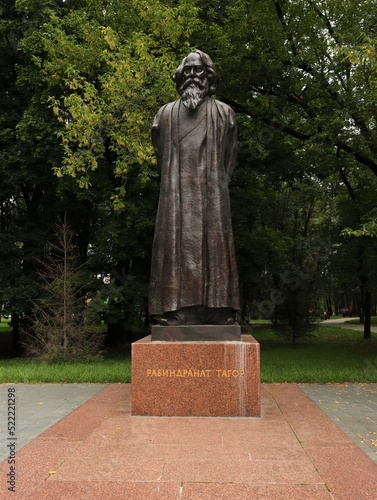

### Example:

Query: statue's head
xmin=173 ymin=50 xmax=216 ymax=109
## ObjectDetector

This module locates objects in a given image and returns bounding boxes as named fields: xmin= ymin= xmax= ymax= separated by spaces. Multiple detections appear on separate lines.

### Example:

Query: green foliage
xmin=342 ymin=210 xmax=377 ymax=238
xmin=272 ymin=287 xmax=319 ymax=343
xmin=1 ymin=0 xmax=377 ymax=345
xmin=41 ymin=0 xmax=200 ymax=199
xmin=0 ymin=0 xmax=64 ymax=326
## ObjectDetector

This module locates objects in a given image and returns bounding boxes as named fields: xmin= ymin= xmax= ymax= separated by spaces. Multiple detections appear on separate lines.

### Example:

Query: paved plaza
xmin=301 ymin=383 xmax=377 ymax=464
xmin=1 ymin=383 xmax=376 ymax=466
xmin=0 ymin=383 xmax=376 ymax=498
xmin=0 ymin=384 xmax=106 ymax=462
xmin=1 ymin=317 xmax=376 ymax=497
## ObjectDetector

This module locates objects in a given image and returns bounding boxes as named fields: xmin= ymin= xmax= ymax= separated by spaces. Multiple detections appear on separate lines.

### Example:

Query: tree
xmin=23 ymin=219 xmax=103 ymax=360
xmin=0 ymin=0 xmax=67 ymax=351
xmin=6 ymin=0 xmax=375 ymax=343
xmin=41 ymin=0 xmax=199 ymax=194
xmin=194 ymin=0 xmax=377 ymax=334
xmin=252 ymin=176 xmax=326 ymax=341
xmin=336 ymin=167 xmax=377 ymax=338
xmin=197 ymin=0 xmax=377 ymax=177
xmin=29 ymin=0 xmax=202 ymax=341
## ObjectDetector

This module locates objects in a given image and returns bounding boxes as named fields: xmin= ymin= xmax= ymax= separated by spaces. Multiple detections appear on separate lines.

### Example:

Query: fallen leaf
xmin=48 ymin=471 xmax=57 ymax=475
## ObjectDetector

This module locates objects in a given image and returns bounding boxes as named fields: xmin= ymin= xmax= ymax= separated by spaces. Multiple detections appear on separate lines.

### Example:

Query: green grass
xmin=0 ymin=316 xmax=12 ymax=332
xmin=0 ymin=356 xmax=131 ymax=383
xmin=0 ymin=325 xmax=376 ymax=384
xmin=251 ymin=325 xmax=377 ymax=383
xmin=346 ymin=316 xmax=377 ymax=325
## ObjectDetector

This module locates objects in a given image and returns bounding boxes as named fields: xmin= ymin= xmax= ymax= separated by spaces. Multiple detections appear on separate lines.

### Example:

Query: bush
xmin=272 ymin=286 xmax=318 ymax=343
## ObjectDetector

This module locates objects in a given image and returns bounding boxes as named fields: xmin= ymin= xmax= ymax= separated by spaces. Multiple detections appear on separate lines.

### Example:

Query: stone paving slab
xmin=0 ymin=384 xmax=106 ymax=462
xmin=0 ymin=383 xmax=376 ymax=499
xmin=301 ymin=383 xmax=377 ymax=464
xmin=319 ymin=316 xmax=377 ymax=332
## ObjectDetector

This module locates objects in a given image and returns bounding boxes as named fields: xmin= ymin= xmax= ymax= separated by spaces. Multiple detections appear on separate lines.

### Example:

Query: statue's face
xmin=179 ymin=52 xmax=209 ymax=109
xmin=182 ymin=53 xmax=206 ymax=83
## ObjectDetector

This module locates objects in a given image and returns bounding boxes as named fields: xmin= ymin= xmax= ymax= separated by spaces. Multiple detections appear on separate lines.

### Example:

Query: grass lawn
xmin=0 ymin=316 xmax=11 ymax=332
xmin=0 ymin=325 xmax=376 ymax=384
xmin=251 ymin=325 xmax=377 ymax=383
xmin=0 ymin=357 xmax=131 ymax=383
xmin=346 ymin=316 xmax=377 ymax=325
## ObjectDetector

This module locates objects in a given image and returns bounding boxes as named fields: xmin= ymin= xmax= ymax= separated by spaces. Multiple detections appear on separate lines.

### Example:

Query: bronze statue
xmin=149 ymin=50 xmax=240 ymax=326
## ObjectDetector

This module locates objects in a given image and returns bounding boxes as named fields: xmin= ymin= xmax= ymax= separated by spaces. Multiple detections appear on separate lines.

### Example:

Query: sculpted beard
xmin=180 ymin=77 xmax=209 ymax=110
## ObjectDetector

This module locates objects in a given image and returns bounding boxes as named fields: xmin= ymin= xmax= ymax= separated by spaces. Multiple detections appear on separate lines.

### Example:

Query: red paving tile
xmin=305 ymin=446 xmax=377 ymax=499
xmin=0 ymin=383 xmax=376 ymax=499
xmin=181 ymin=483 xmax=333 ymax=500
xmin=0 ymin=438 xmax=82 ymax=498
xmin=28 ymin=481 xmax=180 ymax=500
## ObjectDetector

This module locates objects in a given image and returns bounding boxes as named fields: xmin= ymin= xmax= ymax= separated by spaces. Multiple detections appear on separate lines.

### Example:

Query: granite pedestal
xmin=131 ymin=330 xmax=260 ymax=417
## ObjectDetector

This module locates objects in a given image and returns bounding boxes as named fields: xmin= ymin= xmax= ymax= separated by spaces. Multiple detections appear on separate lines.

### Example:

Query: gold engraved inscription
xmin=146 ymin=369 xmax=245 ymax=378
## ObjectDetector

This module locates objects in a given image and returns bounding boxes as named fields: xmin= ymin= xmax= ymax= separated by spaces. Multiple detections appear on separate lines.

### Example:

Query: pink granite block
xmin=240 ymin=458 xmax=322 ymax=484
xmin=280 ymin=412 xmax=355 ymax=447
xmin=265 ymin=384 xmax=360 ymax=447
xmin=181 ymin=483 xmax=333 ymax=499
xmin=46 ymin=443 xmax=165 ymax=482
xmin=0 ymin=438 xmax=81 ymax=498
xmin=145 ymin=443 xmax=236 ymax=461
xmin=161 ymin=458 xmax=243 ymax=483
xmin=30 ymin=480 xmax=181 ymax=500
xmin=132 ymin=335 xmax=260 ymax=417
xmin=266 ymin=383 xmax=307 ymax=402
xmin=265 ymin=383 xmax=377 ymax=497
xmin=41 ymin=401 xmax=115 ymax=441
xmin=224 ymin=441 xmax=309 ymax=461
xmin=42 ymin=385 xmax=129 ymax=441
xmin=141 ymin=416 xmax=244 ymax=445
xmin=86 ymin=415 xmax=227 ymax=447
xmin=88 ymin=383 xmax=131 ymax=404
xmin=305 ymin=446 xmax=377 ymax=499
xmin=217 ymin=419 xmax=295 ymax=438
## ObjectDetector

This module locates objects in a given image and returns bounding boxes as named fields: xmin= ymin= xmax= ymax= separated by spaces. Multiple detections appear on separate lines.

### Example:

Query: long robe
xmin=149 ymin=97 xmax=240 ymax=315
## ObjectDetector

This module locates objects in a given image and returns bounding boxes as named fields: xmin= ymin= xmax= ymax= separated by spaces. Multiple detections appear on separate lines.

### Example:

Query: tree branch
xmin=221 ymin=95 xmax=377 ymax=176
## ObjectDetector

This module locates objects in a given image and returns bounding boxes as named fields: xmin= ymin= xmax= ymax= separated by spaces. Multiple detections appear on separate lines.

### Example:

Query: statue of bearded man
xmin=149 ymin=50 xmax=240 ymax=326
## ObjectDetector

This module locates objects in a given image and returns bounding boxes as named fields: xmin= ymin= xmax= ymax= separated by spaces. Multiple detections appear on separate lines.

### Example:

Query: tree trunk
xmin=11 ymin=311 xmax=20 ymax=355
xmin=364 ymin=288 xmax=372 ymax=339
xmin=326 ymin=297 xmax=332 ymax=315
xmin=106 ymin=313 xmax=125 ymax=347
xmin=105 ymin=260 xmax=131 ymax=347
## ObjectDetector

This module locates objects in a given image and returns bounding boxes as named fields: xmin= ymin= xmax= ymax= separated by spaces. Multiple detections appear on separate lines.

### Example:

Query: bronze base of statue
xmin=151 ymin=323 xmax=241 ymax=342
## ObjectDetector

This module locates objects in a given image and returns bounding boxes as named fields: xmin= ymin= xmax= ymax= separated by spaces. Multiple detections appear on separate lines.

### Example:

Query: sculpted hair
xmin=173 ymin=49 xmax=216 ymax=95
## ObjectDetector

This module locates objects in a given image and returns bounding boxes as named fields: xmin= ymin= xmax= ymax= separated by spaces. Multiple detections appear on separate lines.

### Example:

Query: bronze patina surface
xmin=149 ymin=50 xmax=240 ymax=326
